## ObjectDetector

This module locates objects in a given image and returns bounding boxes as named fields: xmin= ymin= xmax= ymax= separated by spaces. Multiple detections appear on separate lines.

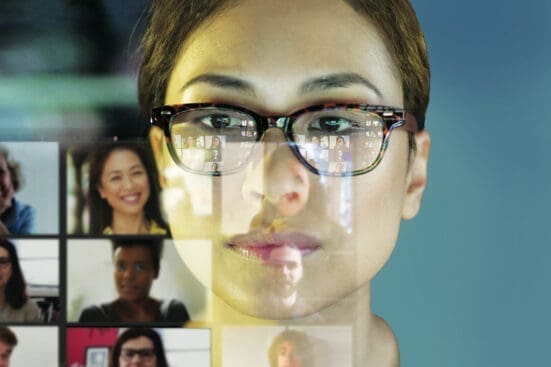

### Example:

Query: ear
xmin=402 ymin=130 xmax=431 ymax=219
xmin=97 ymin=184 xmax=106 ymax=199
xmin=149 ymin=126 xmax=168 ymax=189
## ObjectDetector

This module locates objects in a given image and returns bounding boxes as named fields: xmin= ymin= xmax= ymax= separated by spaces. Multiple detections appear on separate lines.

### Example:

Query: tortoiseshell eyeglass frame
xmin=150 ymin=103 xmax=418 ymax=177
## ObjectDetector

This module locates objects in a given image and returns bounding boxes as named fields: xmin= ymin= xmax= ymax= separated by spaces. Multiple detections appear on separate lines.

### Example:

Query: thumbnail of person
xmin=87 ymin=142 xmax=168 ymax=235
xmin=144 ymin=0 xmax=430 ymax=365
xmin=0 ymin=146 xmax=35 ymax=235
xmin=0 ymin=327 xmax=16 ymax=367
xmin=268 ymin=329 xmax=316 ymax=367
xmin=78 ymin=238 xmax=189 ymax=323
xmin=111 ymin=328 xmax=169 ymax=367
xmin=0 ymin=239 xmax=41 ymax=322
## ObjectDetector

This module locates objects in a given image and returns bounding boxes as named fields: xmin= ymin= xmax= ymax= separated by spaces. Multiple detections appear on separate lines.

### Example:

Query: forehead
xmin=114 ymin=246 xmax=153 ymax=261
xmin=166 ymin=0 xmax=402 ymax=109
xmin=104 ymin=149 xmax=142 ymax=168
xmin=121 ymin=336 xmax=154 ymax=349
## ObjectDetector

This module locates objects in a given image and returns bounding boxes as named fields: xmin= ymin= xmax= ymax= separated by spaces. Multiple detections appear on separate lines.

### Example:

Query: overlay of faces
xmin=173 ymin=134 xmax=225 ymax=173
xmin=153 ymin=0 xmax=415 ymax=321
xmin=0 ymin=142 xmax=59 ymax=235
xmin=222 ymin=326 xmax=352 ymax=367
xmin=66 ymin=327 xmax=210 ymax=367
xmin=66 ymin=239 xmax=204 ymax=322
xmin=3 ymin=326 xmax=58 ymax=367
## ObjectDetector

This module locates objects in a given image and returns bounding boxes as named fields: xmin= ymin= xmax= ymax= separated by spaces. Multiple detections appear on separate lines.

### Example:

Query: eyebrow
xmin=181 ymin=74 xmax=256 ymax=95
xmin=181 ymin=72 xmax=382 ymax=98
xmin=299 ymin=73 xmax=382 ymax=97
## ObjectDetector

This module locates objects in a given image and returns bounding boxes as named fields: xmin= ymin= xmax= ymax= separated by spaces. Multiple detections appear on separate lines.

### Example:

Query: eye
xmin=115 ymin=262 xmax=126 ymax=272
xmin=307 ymin=116 xmax=353 ymax=133
xmin=109 ymin=175 xmax=122 ymax=182
xmin=135 ymin=262 xmax=147 ymax=272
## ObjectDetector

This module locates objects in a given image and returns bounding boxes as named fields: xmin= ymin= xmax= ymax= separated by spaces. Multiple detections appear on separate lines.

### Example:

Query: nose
xmin=122 ymin=267 xmax=135 ymax=280
xmin=128 ymin=354 xmax=144 ymax=366
xmin=242 ymin=129 xmax=310 ymax=219
xmin=122 ymin=174 xmax=136 ymax=190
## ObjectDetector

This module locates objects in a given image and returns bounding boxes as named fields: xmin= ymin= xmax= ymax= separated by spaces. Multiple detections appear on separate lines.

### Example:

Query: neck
xmin=192 ymin=282 xmax=397 ymax=367
xmin=110 ymin=212 xmax=148 ymax=234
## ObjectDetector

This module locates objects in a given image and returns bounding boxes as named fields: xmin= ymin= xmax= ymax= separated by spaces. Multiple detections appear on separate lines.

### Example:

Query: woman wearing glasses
xmin=143 ymin=0 xmax=430 ymax=365
xmin=78 ymin=239 xmax=189 ymax=323
xmin=111 ymin=328 xmax=169 ymax=367
xmin=0 ymin=239 xmax=40 ymax=322
xmin=87 ymin=141 xmax=168 ymax=235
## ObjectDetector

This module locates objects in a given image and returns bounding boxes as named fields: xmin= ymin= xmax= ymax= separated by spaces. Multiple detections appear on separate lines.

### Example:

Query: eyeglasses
xmin=120 ymin=348 xmax=156 ymax=361
xmin=151 ymin=103 xmax=418 ymax=176
xmin=0 ymin=257 xmax=11 ymax=269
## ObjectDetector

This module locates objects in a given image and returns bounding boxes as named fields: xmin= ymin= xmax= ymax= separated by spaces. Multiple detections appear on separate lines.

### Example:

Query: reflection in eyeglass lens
xmin=169 ymin=107 xmax=386 ymax=175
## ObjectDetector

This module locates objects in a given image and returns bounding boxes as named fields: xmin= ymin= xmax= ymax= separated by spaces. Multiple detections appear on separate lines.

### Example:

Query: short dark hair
xmin=0 ymin=145 xmax=23 ymax=192
xmin=0 ymin=327 xmax=17 ymax=347
xmin=138 ymin=0 xmax=429 ymax=129
xmin=268 ymin=329 xmax=315 ymax=367
xmin=0 ymin=239 xmax=30 ymax=309
xmin=112 ymin=238 xmax=163 ymax=276
xmin=111 ymin=328 xmax=169 ymax=367
xmin=87 ymin=141 xmax=168 ymax=235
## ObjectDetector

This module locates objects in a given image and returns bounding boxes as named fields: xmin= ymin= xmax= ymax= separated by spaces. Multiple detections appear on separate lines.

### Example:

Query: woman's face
xmin=0 ymin=247 xmax=12 ymax=289
xmin=98 ymin=149 xmax=150 ymax=218
xmin=153 ymin=0 xmax=427 ymax=318
xmin=277 ymin=341 xmax=301 ymax=367
xmin=119 ymin=336 xmax=157 ymax=367
xmin=114 ymin=246 xmax=157 ymax=302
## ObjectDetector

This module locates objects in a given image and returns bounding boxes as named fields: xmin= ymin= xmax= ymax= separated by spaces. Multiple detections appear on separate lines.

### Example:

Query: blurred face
xmin=0 ymin=248 xmax=12 ymax=290
xmin=277 ymin=341 xmax=301 ymax=367
xmin=153 ymin=0 xmax=426 ymax=318
xmin=98 ymin=149 xmax=150 ymax=218
xmin=0 ymin=155 xmax=14 ymax=213
xmin=0 ymin=341 xmax=12 ymax=367
xmin=119 ymin=336 xmax=157 ymax=367
xmin=114 ymin=246 xmax=157 ymax=302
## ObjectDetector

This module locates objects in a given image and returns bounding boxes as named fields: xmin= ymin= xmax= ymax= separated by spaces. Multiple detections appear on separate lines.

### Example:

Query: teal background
xmin=373 ymin=1 xmax=551 ymax=366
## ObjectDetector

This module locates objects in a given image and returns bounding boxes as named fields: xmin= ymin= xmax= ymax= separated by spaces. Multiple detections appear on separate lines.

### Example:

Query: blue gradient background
xmin=372 ymin=1 xmax=551 ymax=366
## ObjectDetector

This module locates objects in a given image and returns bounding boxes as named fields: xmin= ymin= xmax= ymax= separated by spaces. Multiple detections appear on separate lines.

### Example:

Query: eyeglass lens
xmin=168 ymin=107 xmax=386 ymax=175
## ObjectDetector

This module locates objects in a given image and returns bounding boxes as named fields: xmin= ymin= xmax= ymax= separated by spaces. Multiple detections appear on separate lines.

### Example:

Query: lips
xmin=120 ymin=193 xmax=141 ymax=204
xmin=226 ymin=231 xmax=320 ymax=262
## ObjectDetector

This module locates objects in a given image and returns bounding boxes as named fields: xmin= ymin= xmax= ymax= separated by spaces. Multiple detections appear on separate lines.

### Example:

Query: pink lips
xmin=227 ymin=231 xmax=320 ymax=262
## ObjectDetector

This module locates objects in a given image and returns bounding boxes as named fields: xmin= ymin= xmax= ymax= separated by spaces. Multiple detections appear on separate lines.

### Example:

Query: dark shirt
xmin=78 ymin=299 xmax=190 ymax=324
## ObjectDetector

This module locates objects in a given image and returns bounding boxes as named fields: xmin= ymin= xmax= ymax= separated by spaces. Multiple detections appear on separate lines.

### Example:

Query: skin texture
xmin=277 ymin=341 xmax=301 ymax=367
xmin=0 ymin=342 xmax=12 ymax=367
xmin=98 ymin=149 xmax=151 ymax=233
xmin=149 ymin=0 xmax=430 ymax=364
xmin=114 ymin=246 xmax=157 ymax=302
xmin=119 ymin=337 xmax=157 ymax=367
